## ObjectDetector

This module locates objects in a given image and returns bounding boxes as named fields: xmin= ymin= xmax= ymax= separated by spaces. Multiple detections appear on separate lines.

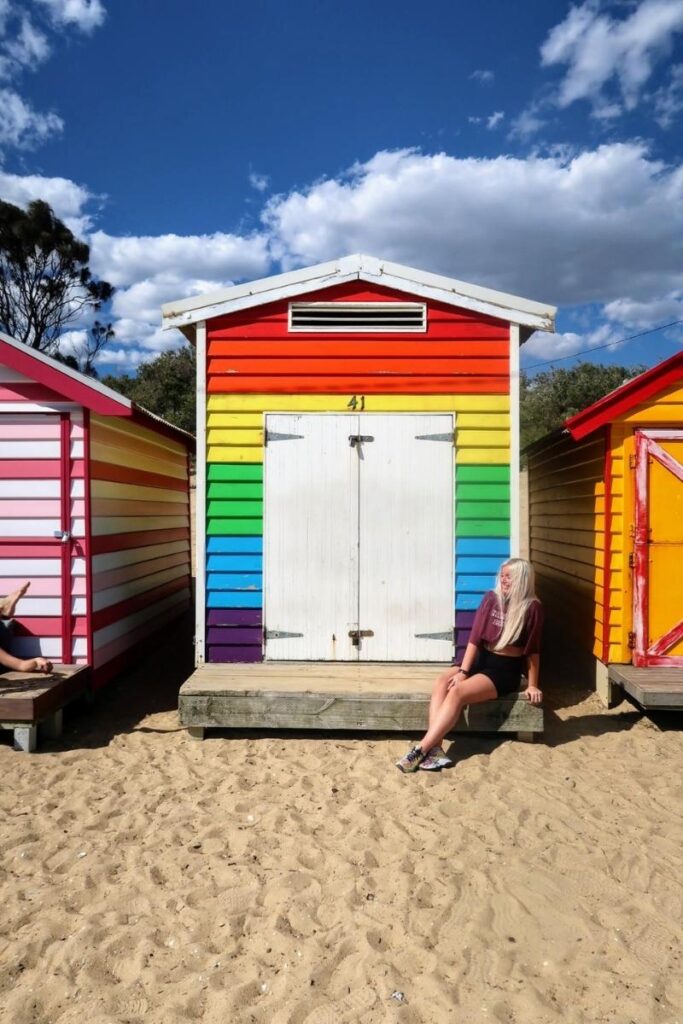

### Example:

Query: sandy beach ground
xmin=1 ymin=620 xmax=682 ymax=1024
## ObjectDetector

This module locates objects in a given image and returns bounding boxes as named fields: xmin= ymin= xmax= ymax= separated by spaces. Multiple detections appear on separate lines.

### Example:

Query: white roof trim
xmin=161 ymin=254 xmax=557 ymax=334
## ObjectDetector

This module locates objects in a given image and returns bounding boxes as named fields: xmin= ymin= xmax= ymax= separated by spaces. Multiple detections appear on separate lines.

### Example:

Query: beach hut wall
xmin=164 ymin=255 xmax=555 ymax=671
xmin=0 ymin=331 xmax=194 ymax=689
xmin=526 ymin=351 xmax=683 ymax=706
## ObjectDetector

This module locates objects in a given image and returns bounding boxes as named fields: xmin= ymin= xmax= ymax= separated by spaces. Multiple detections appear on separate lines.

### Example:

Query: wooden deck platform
xmin=179 ymin=663 xmax=544 ymax=740
xmin=608 ymin=664 xmax=683 ymax=710
xmin=0 ymin=665 xmax=91 ymax=752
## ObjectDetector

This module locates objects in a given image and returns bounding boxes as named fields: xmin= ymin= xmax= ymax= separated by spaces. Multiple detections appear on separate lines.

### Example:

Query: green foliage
xmin=101 ymin=346 xmax=196 ymax=436
xmin=520 ymin=361 xmax=646 ymax=451
xmin=0 ymin=199 xmax=113 ymax=354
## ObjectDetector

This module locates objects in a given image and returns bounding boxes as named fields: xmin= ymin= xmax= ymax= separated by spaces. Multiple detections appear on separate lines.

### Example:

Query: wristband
xmin=459 ymin=668 xmax=469 ymax=677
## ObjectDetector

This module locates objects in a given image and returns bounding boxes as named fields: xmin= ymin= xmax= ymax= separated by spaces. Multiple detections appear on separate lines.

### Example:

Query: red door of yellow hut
xmin=633 ymin=430 xmax=683 ymax=666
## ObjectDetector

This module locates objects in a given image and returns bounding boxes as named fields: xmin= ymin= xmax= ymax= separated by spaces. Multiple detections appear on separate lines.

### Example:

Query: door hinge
xmin=414 ymin=630 xmax=454 ymax=641
xmin=628 ymin=631 xmax=636 ymax=649
xmin=265 ymin=431 xmax=304 ymax=445
xmin=348 ymin=435 xmax=374 ymax=447
xmin=348 ymin=628 xmax=374 ymax=646
xmin=629 ymin=453 xmax=637 ymax=469
xmin=628 ymin=552 xmax=635 ymax=569
xmin=265 ymin=629 xmax=304 ymax=639
xmin=415 ymin=432 xmax=454 ymax=443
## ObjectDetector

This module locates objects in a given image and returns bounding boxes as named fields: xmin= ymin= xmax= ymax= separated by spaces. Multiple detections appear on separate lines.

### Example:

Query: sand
xmin=1 ymin=625 xmax=682 ymax=1024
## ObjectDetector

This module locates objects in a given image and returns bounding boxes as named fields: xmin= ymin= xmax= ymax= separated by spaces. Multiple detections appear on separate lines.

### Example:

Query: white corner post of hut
xmin=509 ymin=323 xmax=521 ymax=558
xmin=195 ymin=320 xmax=207 ymax=667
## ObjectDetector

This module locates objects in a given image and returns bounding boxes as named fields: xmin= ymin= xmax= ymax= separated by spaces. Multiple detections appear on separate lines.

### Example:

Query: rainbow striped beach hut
xmin=162 ymin=255 xmax=555 ymax=734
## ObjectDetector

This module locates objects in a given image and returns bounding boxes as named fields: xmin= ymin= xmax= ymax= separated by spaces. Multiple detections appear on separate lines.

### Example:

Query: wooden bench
xmin=179 ymin=663 xmax=544 ymax=741
xmin=0 ymin=665 xmax=91 ymax=752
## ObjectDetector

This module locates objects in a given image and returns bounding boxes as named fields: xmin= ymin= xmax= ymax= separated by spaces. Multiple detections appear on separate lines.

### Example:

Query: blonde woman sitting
xmin=396 ymin=558 xmax=543 ymax=773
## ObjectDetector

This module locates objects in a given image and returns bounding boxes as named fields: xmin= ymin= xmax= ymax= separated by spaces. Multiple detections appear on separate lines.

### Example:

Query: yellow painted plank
xmin=91 ymin=420 xmax=188 ymax=468
xmin=208 ymin=428 xmax=264 ymax=445
xmin=207 ymin=394 xmax=510 ymax=413
xmin=91 ymin=480 xmax=189 ymax=503
xmin=457 ymin=428 xmax=510 ymax=448
xmin=456 ymin=412 xmax=509 ymax=428
xmin=208 ymin=412 xmax=264 ymax=428
xmin=208 ymin=446 xmax=262 ymax=464
xmin=456 ymin=448 xmax=510 ymax=465
xmin=91 ymin=413 xmax=188 ymax=457
xmin=90 ymin=441 xmax=188 ymax=480
xmin=91 ymin=515 xmax=189 ymax=536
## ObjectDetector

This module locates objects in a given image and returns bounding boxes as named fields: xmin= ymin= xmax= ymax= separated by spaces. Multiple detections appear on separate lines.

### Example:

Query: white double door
xmin=264 ymin=413 xmax=454 ymax=661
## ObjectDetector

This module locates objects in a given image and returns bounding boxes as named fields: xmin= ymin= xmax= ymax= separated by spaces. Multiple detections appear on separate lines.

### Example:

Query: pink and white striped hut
xmin=0 ymin=331 xmax=194 ymax=689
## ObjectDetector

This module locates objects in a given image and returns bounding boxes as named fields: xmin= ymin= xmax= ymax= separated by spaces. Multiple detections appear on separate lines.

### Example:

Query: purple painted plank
xmin=207 ymin=608 xmax=262 ymax=627
xmin=455 ymin=610 xmax=476 ymax=629
xmin=207 ymin=627 xmax=262 ymax=645
xmin=208 ymin=645 xmax=263 ymax=663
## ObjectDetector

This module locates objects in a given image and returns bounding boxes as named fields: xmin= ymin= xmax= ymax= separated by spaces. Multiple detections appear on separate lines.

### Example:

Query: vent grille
xmin=289 ymin=302 xmax=426 ymax=332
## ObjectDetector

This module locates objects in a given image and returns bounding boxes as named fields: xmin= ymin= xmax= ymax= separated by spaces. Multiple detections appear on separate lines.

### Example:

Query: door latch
xmin=348 ymin=435 xmax=374 ymax=447
xmin=348 ymin=628 xmax=374 ymax=646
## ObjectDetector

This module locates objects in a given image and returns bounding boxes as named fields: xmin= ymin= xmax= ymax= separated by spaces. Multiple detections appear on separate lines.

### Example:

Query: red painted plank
xmin=0 ymin=542 xmax=64 ymax=557
xmin=12 ymin=616 xmax=88 ymax=637
xmin=92 ymin=574 xmax=191 ymax=631
xmin=208 ymin=340 xmax=510 ymax=358
xmin=0 ymin=383 xmax=68 ymax=402
xmin=208 ymin=357 xmax=509 ymax=376
xmin=208 ymin=376 xmax=509 ymax=394
xmin=89 ymin=460 xmax=189 ymax=491
xmin=0 ymin=460 xmax=60 ymax=478
xmin=90 ymin=527 xmax=190 ymax=555
xmin=92 ymin=550 xmax=191 ymax=590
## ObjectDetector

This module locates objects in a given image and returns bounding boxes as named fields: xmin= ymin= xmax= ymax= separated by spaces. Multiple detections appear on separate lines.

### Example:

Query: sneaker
xmin=395 ymin=746 xmax=426 ymax=773
xmin=419 ymin=746 xmax=453 ymax=771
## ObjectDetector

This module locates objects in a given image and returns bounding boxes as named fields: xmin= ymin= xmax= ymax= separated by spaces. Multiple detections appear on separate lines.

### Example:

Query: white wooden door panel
xmin=358 ymin=415 xmax=454 ymax=661
xmin=264 ymin=414 xmax=359 ymax=660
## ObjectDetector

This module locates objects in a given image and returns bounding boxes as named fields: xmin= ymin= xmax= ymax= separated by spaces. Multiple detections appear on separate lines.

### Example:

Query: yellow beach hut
xmin=526 ymin=351 xmax=683 ymax=710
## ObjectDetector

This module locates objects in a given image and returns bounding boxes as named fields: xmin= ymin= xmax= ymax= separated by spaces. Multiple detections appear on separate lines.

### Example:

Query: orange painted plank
xmin=91 ymin=498 xmax=189 ymax=517
xmin=208 ymin=340 xmax=509 ymax=358
xmin=208 ymin=376 xmax=509 ymax=394
xmin=90 ymin=460 xmax=189 ymax=492
xmin=208 ymin=357 xmax=509 ymax=376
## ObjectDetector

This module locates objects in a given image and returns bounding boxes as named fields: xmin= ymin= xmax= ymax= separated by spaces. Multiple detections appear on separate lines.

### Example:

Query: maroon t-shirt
xmin=469 ymin=591 xmax=543 ymax=655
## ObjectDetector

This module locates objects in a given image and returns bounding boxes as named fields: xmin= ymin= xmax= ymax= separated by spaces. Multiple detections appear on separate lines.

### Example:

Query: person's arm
xmin=447 ymin=641 xmax=480 ymax=689
xmin=0 ymin=647 xmax=53 ymax=674
xmin=523 ymin=653 xmax=542 ymax=703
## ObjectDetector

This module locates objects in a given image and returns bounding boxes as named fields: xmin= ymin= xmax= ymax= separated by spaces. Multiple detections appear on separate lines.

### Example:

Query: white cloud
xmin=0 ymin=88 xmax=63 ymax=150
xmin=508 ymin=104 xmax=546 ymax=140
xmin=470 ymin=69 xmax=494 ymax=85
xmin=263 ymin=143 xmax=683 ymax=309
xmin=35 ymin=0 xmax=106 ymax=33
xmin=0 ymin=169 xmax=95 ymax=233
xmin=487 ymin=110 xmax=505 ymax=129
xmin=249 ymin=171 xmax=270 ymax=193
xmin=522 ymin=322 xmax=620 ymax=362
xmin=541 ymin=0 xmax=683 ymax=116
xmin=603 ymin=291 xmax=683 ymax=327
xmin=651 ymin=61 xmax=683 ymax=125
xmin=1 ymin=16 xmax=50 ymax=76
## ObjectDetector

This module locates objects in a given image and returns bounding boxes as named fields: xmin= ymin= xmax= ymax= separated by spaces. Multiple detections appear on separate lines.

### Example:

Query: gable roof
xmin=161 ymin=254 xmax=556 ymax=335
xmin=0 ymin=331 xmax=195 ymax=451
xmin=564 ymin=350 xmax=683 ymax=441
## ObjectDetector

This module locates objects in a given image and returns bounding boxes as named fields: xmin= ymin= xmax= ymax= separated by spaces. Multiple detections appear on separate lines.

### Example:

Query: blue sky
xmin=1 ymin=0 xmax=682 ymax=375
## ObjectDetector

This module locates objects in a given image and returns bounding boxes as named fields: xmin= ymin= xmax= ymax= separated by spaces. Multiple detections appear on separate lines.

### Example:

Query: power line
xmin=523 ymin=317 xmax=683 ymax=371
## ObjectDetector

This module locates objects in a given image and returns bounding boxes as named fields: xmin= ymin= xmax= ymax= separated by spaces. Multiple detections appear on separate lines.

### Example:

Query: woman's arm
xmin=448 ymin=641 xmax=480 ymax=690
xmin=524 ymin=653 xmax=542 ymax=703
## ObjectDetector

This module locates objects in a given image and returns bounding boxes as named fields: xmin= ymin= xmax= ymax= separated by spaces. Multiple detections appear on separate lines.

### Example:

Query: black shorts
xmin=473 ymin=648 xmax=524 ymax=696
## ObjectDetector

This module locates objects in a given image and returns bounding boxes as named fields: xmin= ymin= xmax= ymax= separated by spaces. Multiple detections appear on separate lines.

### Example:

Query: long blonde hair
xmin=493 ymin=558 xmax=537 ymax=650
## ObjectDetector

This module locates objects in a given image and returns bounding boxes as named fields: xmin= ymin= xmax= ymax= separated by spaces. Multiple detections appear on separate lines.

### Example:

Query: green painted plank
xmin=208 ymin=518 xmax=263 ymax=536
xmin=208 ymin=482 xmax=264 ymax=500
xmin=456 ymin=520 xmax=509 ymax=537
xmin=208 ymin=500 xmax=263 ymax=518
xmin=208 ymin=463 xmax=263 ymax=482
xmin=457 ymin=501 xmax=510 ymax=520
xmin=456 ymin=465 xmax=510 ymax=484
xmin=456 ymin=482 xmax=510 ymax=502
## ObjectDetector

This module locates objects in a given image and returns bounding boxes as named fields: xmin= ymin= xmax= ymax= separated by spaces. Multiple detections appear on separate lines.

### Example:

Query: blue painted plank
xmin=456 ymin=574 xmax=496 ymax=592
xmin=208 ymin=591 xmax=262 ymax=608
xmin=207 ymin=573 xmax=262 ymax=591
xmin=206 ymin=554 xmax=263 ymax=572
xmin=207 ymin=537 xmax=263 ymax=554
xmin=456 ymin=556 xmax=503 ymax=574
xmin=456 ymin=538 xmax=510 ymax=557
xmin=456 ymin=592 xmax=485 ymax=611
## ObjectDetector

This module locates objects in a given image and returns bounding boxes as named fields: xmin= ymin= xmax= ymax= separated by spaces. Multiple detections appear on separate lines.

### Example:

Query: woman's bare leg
xmin=0 ymin=582 xmax=30 ymax=620
xmin=428 ymin=667 xmax=459 ymax=729
xmin=419 ymin=673 xmax=497 ymax=753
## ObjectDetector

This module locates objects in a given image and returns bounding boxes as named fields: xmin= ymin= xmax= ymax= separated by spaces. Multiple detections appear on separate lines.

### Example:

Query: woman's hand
xmin=18 ymin=657 xmax=53 ymax=674
xmin=446 ymin=668 xmax=468 ymax=692
xmin=524 ymin=685 xmax=543 ymax=704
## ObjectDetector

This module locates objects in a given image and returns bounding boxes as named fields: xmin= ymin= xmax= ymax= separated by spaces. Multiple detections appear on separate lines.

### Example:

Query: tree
xmin=521 ymin=361 xmax=646 ymax=450
xmin=101 ymin=346 xmax=196 ymax=435
xmin=0 ymin=199 xmax=114 ymax=355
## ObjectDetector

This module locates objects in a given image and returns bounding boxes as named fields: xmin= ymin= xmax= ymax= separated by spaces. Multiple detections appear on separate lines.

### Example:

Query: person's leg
xmin=428 ymin=667 xmax=458 ymax=728
xmin=0 ymin=582 xmax=30 ymax=620
xmin=419 ymin=673 xmax=497 ymax=753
